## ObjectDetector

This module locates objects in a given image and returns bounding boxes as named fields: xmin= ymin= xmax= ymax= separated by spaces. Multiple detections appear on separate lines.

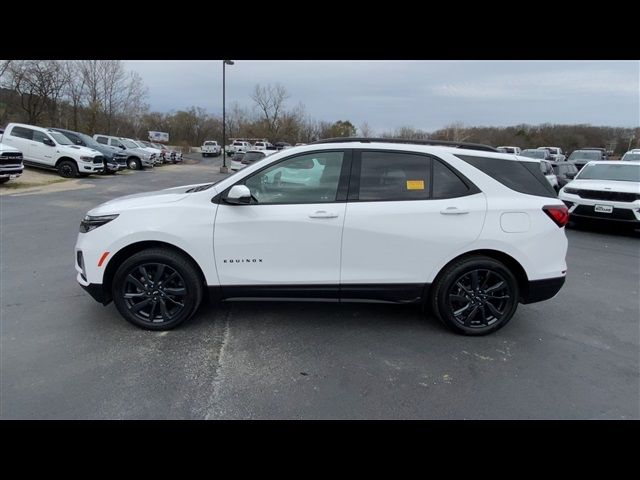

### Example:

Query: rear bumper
xmin=521 ymin=276 xmax=565 ymax=304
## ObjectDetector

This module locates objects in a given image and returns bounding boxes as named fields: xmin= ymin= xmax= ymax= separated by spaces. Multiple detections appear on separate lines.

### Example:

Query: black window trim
xmin=213 ymin=149 xmax=353 ymax=206
xmin=348 ymin=149 xmax=480 ymax=203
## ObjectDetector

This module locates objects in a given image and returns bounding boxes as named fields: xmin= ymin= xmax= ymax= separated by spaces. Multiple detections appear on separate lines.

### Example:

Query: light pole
xmin=220 ymin=59 xmax=234 ymax=173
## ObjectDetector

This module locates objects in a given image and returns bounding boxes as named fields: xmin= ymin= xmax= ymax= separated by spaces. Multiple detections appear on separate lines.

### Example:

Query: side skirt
xmin=208 ymin=283 xmax=430 ymax=304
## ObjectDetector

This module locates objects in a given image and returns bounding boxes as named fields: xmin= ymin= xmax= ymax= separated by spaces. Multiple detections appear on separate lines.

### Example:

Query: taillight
xmin=543 ymin=205 xmax=569 ymax=227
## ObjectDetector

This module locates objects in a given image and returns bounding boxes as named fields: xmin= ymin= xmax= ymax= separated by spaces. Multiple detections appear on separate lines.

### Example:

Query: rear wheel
xmin=112 ymin=249 xmax=203 ymax=330
xmin=431 ymin=256 xmax=519 ymax=335
xmin=58 ymin=160 xmax=78 ymax=178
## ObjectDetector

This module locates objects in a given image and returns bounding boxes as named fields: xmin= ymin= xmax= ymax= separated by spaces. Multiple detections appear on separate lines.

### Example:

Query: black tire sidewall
xmin=58 ymin=160 xmax=78 ymax=178
xmin=433 ymin=256 xmax=519 ymax=336
xmin=112 ymin=249 xmax=203 ymax=330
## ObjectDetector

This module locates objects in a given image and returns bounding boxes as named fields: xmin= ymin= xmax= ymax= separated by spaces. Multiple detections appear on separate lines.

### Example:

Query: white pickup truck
xmin=201 ymin=140 xmax=221 ymax=157
xmin=0 ymin=141 xmax=25 ymax=184
xmin=225 ymin=140 xmax=252 ymax=155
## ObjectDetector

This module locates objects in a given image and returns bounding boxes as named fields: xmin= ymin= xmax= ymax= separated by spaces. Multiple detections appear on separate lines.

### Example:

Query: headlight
xmin=563 ymin=188 xmax=580 ymax=195
xmin=80 ymin=156 xmax=96 ymax=161
xmin=80 ymin=214 xmax=119 ymax=233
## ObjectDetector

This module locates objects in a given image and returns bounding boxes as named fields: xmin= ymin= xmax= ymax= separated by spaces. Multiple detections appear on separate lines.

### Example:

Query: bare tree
xmin=251 ymin=83 xmax=290 ymax=137
xmin=80 ymin=60 xmax=102 ymax=133
xmin=0 ymin=60 xmax=11 ymax=80
xmin=359 ymin=122 xmax=374 ymax=138
xmin=64 ymin=61 xmax=86 ymax=131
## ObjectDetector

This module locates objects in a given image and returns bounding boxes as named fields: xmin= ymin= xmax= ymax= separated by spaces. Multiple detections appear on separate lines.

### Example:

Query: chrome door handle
xmin=440 ymin=207 xmax=469 ymax=215
xmin=309 ymin=210 xmax=338 ymax=219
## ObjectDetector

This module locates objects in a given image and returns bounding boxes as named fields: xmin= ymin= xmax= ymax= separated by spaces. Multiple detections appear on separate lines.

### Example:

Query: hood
xmin=566 ymin=179 xmax=640 ymax=194
xmin=0 ymin=142 xmax=21 ymax=154
xmin=88 ymin=183 xmax=211 ymax=215
xmin=61 ymin=144 xmax=103 ymax=157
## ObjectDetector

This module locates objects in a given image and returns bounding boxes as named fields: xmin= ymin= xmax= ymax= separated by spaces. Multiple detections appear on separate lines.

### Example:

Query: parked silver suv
xmin=93 ymin=134 xmax=155 ymax=170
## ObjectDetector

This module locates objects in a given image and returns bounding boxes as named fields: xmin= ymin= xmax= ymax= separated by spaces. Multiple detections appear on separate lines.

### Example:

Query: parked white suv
xmin=496 ymin=146 xmax=521 ymax=155
xmin=559 ymin=160 xmax=640 ymax=226
xmin=3 ymin=123 xmax=104 ymax=177
xmin=75 ymin=139 xmax=568 ymax=335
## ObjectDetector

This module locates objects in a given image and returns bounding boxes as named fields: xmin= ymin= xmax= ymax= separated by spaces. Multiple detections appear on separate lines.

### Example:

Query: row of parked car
xmin=0 ymin=122 xmax=184 ymax=183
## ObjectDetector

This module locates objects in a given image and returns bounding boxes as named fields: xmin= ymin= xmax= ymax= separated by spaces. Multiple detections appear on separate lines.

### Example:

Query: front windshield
xmin=122 ymin=139 xmax=140 ymax=149
xmin=569 ymin=150 xmax=601 ymax=161
xmin=76 ymin=132 xmax=102 ymax=149
xmin=622 ymin=153 xmax=640 ymax=162
xmin=576 ymin=163 xmax=640 ymax=182
xmin=49 ymin=131 xmax=73 ymax=145
xmin=521 ymin=150 xmax=545 ymax=159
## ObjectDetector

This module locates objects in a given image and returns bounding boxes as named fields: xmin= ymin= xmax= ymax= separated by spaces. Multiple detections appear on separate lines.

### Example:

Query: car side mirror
xmin=119 ymin=145 xmax=126 ymax=150
xmin=76 ymin=139 xmax=83 ymax=145
xmin=225 ymin=185 xmax=252 ymax=204
xmin=43 ymin=138 xmax=55 ymax=146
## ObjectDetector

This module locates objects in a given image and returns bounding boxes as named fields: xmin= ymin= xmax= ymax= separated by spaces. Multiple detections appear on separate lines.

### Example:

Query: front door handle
xmin=440 ymin=207 xmax=469 ymax=215
xmin=309 ymin=210 xmax=338 ymax=219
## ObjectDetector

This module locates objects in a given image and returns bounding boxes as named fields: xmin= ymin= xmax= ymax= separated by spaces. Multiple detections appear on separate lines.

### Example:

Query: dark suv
xmin=50 ymin=128 xmax=127 ymax=174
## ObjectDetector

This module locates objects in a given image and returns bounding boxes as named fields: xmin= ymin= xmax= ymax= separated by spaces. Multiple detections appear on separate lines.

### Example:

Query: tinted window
xmin=432 ymin=159 xmax=470 ymax=199
xmin=96 ymin=136 xmax=108 ymax=144
xmin=33 ymin=131 xmax=49 ymax=143
xmin=456 ymin=154 xmax=557 ymax=198
xmin=244 ymin=151 xmax=344 ymax=204
xmin=359 ymin=151 xmax=431 ymax=201
xmin=243 ymin=151 xmax=266 ymax=162
xmin=10 ymin=126 xmax=33 ymax=140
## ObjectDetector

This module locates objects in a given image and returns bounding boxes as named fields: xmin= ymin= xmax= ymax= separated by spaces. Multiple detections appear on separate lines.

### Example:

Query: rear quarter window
xmin=455 ymin=154 xmax=557 ymax=198
xmin=10 ymin=126 xmax=34 ymax=140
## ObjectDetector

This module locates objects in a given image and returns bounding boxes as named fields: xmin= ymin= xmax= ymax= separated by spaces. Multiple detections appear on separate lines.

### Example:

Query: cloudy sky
xmin=123 ymin=60 xmax=639 ymax=133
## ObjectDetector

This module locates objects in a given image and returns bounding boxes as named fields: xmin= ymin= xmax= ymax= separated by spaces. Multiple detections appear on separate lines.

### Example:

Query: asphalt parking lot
xmin=1 ymin=154 xmax=639 ymax=419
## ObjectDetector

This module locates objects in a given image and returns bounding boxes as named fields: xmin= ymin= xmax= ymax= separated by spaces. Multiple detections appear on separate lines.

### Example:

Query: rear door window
xmin=10 ymin=126 xmax=34 ymax=140
xmin=357 ymin=151 xmax=432 ymax=201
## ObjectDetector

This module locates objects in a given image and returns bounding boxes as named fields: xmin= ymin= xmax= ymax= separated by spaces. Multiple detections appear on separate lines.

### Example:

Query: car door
xmin=340 ymin=150 xmax=487 ymax=301
xmin=30 ymin=131 xmax=56 ymax=166
xmin=213 ymin=150 xmax=350 ymax=296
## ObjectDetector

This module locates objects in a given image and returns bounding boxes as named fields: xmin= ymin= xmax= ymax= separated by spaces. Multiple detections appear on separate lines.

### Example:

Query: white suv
xmin=75 ymin=139 xmax=569 ymax=335
xmin=559 ymin=160 xmax=640 ymax=226
xmin=3 ymin=123 xmax=105 ymax=177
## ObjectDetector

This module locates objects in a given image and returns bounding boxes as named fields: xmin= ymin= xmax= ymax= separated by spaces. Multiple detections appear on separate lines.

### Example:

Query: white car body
xmin=3 ymin=123 xmax=104 ymax=176
xmin=253 ymin=141 xmax=274 ymax=151
xmin=497 ymin=146 xmax=521 ymax=155
xmin=621 ymin=149 xmax=640 ymax=162
xmin=539 ymin=146 xmax=565 ymax=161
xmin=558 ymin=161 xmax=640 ymax=225
xmin=133 ymin=140 xmax=163 ymax=165
xmin=202 ymin=141 xmax=221 ymax=157
xmin=0 ymin=142 xmax=24 ymax=182
xmin=540 ymin=159 xmax=559 ymax=191
xmin=226 ymin=141 xmax=252 ymax=155
xmin=75 ymin=141 xmax=569 ymax=334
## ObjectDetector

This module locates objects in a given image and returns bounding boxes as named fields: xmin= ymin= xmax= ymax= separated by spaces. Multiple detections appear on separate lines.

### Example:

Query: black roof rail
xmin=309 ymin=137 xmax=498 ymax=152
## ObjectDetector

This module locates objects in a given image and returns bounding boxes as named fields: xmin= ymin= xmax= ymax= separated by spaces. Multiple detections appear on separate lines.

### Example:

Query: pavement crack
xmin=203 ymin=306 xmax=232 ymax=420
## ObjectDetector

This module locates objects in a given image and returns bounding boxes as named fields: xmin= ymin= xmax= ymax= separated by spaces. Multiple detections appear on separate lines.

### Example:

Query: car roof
xmin=582 ymin=160 xmax=639 ymax=166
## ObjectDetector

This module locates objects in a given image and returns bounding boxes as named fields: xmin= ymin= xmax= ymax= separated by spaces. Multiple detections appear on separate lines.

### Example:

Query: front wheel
xmin=58 ymin=160 xmax=78 ymax=178
xmin=431 ymin=256 xmax=519 ymax=336
xmin=112 ymin=249 xmax=203 ymax=330
xmin=127 ymin=158 xmax=140 ymax=170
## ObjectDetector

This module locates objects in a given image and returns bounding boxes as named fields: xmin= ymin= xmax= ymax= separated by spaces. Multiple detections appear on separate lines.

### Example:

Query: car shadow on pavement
xmin=567 ymin=220 xmax=640 ymax=239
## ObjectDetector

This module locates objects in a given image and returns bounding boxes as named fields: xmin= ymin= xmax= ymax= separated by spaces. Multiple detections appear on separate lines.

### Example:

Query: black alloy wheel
xmin=122 ymin=263 xmax=187 ymax=326
xmin=431 ymin=256 xmax=519 ymax=335
xmin=112 ymin=248 xmax=203 ymax=330
xmin=58 ymin=160 xmax=78 ymax=178
xmin=448 ymin=269 xmax=512 ymax=330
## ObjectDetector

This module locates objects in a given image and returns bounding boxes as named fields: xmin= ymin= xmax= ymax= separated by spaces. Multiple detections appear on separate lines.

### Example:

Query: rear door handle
xmin=440 ymin=207 xmax=469 ymax=215
xmin=309 ymin=210 xmax=338 ymax=219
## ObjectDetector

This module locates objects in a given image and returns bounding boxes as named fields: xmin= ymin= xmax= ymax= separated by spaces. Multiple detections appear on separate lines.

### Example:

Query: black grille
xmin=0 ymin=156 xmax=23 ymax=166
xmin=573 ymin=205 xmax=637 ymax=221
xmin=92 ymin=156 xmax=104 ymax=164
xmin=1 ymin=152 xmax=22 ymax=159
xmin=576 ymin=189 xmax=639 ymax=203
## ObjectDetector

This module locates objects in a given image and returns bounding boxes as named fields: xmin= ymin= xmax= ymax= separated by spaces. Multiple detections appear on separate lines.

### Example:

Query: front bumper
xmin=79 ymin=279 xmax=108 ymax=304
xmin=559 ymin=193 xmax=640 ymax=224
xmin=0 ymin=166 xmax=24 ymax=178
xmin=521 ymin=276 xmax=566 ymax=304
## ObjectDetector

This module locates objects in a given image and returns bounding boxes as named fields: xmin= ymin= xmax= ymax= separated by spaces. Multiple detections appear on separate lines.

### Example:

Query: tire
xmin=112 ymin=248 xmax=204 ymax=330
xmin=431 ymin=255 xmax=519 ymax=336
xmin=127 ymin=158 xmax=140 ymax=170
xmin=58 ymin=160 xmax=78 ymax=178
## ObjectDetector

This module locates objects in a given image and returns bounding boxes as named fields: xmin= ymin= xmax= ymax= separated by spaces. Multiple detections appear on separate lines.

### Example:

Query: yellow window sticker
xmin=406 ymin=180 xmax=425 ymax=190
